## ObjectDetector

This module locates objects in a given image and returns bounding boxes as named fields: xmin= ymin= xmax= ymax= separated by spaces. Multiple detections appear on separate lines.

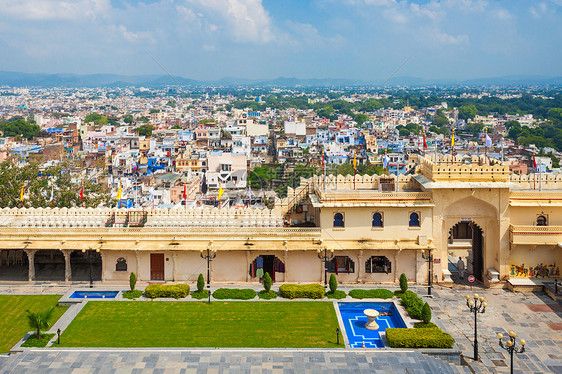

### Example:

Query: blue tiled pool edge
xmin=336 ymin=301 xmax=408 ymax=349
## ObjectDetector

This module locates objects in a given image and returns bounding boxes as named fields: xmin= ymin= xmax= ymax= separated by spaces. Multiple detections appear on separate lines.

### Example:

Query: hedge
xmin=326 ymin=290 xmax=347 ymax=299
xmin=258 ymin=290 xmax=278 ymax=300
xmin=122 ymin=290 xmax=143 ymax=299
xmin=386 ymin=328 xmax=454 ymax=348
xmin=349 ymin=289 xmax=394 ymax=299
xmin=191 ymin=290 xmax=209 ymax=300
xmin=400 ymin=290 xmax=425 ymax=319
xmin=144 ymin=284 xmax=190 ymax=299
xmin=279 ymin=284 xmax=325 ymax=299
xmin=212 ymin=288 xmax=256 ymax=300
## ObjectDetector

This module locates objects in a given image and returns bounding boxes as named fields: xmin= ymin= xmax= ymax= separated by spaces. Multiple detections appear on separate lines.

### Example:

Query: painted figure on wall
xmin=510 ymin=263 xmax=559 ymax=278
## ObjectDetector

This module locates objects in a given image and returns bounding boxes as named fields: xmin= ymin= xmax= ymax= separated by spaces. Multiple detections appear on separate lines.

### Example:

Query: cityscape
xmin=0 ymin=0 xmax=561 ymax=373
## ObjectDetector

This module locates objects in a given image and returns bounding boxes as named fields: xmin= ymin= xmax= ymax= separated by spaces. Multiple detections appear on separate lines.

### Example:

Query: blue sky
xmin=0 ymin=0 xmax=560 ymax=80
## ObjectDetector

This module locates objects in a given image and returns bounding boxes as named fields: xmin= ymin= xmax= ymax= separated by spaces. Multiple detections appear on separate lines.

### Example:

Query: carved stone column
xmin=393 ymin=250 xmax=400 ymax=283
xmin=135 ymin=250 xmax=141 ymax=281
xmin=24 ymin=249 xmax=37 ymax=281
xmin=62 ymin=249 xmax=72 ymax=281
xmin=283 ymin=250 xmax=288 ymax=283
xmin=246 ymin=251 xmax=251 ymax=282
xmin=357 ymin=250 xmax=364 ymax=283
xmin=99 ymin=251 xmax=107 ymax=282
xmin=319 ymin=251 xmax=324 ymax=283
xmin=172 ymin=252 xmax=177 ymax=281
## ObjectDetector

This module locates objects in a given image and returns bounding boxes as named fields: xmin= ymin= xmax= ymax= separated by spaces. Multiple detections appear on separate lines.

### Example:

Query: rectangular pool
xmin=69 ymin=291 xmax=119 ymax=299
xmin=338 ymin=302 xmax=407 ymax=348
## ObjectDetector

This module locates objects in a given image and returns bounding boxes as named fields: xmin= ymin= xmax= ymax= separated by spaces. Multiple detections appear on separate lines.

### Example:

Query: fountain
xmin=363 ymin=309 xmax=379 ymax=330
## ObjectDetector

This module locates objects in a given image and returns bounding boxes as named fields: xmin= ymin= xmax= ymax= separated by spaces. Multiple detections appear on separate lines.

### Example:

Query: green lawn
xmin=60 ymin=301 xmax=341 ymax=348
xmin=0 ymin=295 xmax=68 ymax=353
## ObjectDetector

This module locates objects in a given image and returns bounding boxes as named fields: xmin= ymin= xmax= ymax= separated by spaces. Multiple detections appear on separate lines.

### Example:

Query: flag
xmin=353 ymin=153 xmax=357 ymax=170
xmin=451 ymin=128 xmax=455 ymax=147
xmin=485 ymin=133 xmax=492 ymax=148
xmin=201 ymin=173 xmax=208 ymax=195
xmin=183 ymin=184 xmax=187 ymax=200
xmin=116 ymin=183 xmax=122 ymax=200
xmin=532 ymin=148 xmax=537 ymax=169
xmin=80 ymin=183 xmax=84 ymax=201
xmin=48 ymin=186 xmax=54 ymax=202
xmin=20 ymin=185 xmax=24 ymax=202
xmin=218 ymin=182 xmax=224 ymax=200
xmin=423 ymin=130 xmax=427 ymax=149
xmin=149 ymin=187 xmax=154 ymax=202
xmin=383 ymin=153 xmax=390 ymax=169
xmin=248 ymin=185 xmax=252 ymax=207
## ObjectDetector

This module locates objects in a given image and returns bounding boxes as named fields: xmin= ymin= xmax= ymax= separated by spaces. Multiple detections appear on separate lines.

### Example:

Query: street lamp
xmin=81 ymin=248 xmax=100 ymax=288
xmin=421 ymin=249 xmax=433 ymax=295
xmin=200 ymin=241 xmax=216 ymax=303
xmin=465 ymin=293 xmax=487 ymax=361
xmin=497 ymin=330 xmax=526 ymax=374
xmin=317 ymin=245 xmax=334 ymax=288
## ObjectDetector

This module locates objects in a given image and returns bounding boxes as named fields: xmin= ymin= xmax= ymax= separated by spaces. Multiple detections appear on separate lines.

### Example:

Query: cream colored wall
xmin=286 ymin=251 xmax=322 ymax=283
xmin=213 ymin=251 xmax=247 ymax=282
xmin=101 ymin=250 xmax=137 ymax=281
xmin=319 ymin=206 xmax=433 ymax=241
xmin=509 ymin=206 xmax=562 ymax=226
xmin=510 ymin=245 xmax=562 ymax=270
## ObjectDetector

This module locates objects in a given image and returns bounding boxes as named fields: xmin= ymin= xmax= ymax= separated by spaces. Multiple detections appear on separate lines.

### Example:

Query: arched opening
xmin=70 ymin=250 xmax=102 ymax=281
xmin=0 ymin=249 xmax=28 ymax=281
xmin=249 ymin=255 xmax=285 ymax=282
xmin=34 ymin=250 xmax=65 ymax=281
xmin=448 ymin=221 xmax=484 ymax=282
xmin=333 ymin=213 xmax=344 ymax=227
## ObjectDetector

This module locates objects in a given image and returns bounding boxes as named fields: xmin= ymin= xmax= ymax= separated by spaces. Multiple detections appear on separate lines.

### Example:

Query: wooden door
xmin=150 ymin=253 xmax=165 ymax=280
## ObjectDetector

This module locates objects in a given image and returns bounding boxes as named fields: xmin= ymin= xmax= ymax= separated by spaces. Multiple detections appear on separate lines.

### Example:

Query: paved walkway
xmin=0 ymin=349 xmax=469 ymax=374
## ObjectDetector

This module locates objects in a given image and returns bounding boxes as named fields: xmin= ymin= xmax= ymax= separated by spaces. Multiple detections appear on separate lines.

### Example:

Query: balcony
xmin=509 ymin=225 xmax=562 ymax=246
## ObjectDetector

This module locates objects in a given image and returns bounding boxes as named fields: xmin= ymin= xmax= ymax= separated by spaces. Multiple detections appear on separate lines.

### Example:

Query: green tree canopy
xmin=84 ymin=113 xmax=108 ymax=125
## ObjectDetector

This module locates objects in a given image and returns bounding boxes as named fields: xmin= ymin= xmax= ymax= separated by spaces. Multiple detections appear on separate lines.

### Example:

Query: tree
xmin=123 ymin=114 xmax=134 ymax=124
xmin=263 ymin=272 xmax=272 ymax=293
xmin=26 ymin=306 xmax=54 ymax=339
xmin=0 ymin=118 xmax=40 ymax=139
xmin=354 ymin=113 xmax=369 ymax=126
xmin=129 ymin=272 xmax=137 ymax=291
xmin=399 ymin=273 xmax=408 ymax=293
xmin=137 ymin=124 xmax=155 ymax=137
xmin=421 ymin=302 xmax=432 ymax=324
xmin=84 ymin=113 xmax=107 ymax=125
xmin=458 ymin=104 xmax=478 ymax=120
xmin=197 ymin=273 xmax=205 ymax=293
xmin=329 ymin=274 xmax=337 ymax=294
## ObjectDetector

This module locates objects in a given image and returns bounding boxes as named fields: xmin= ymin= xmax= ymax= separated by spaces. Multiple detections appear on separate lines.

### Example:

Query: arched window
xmin=365 ymin=256 xmax=391 ymax=274
xmin=409 ymin=212 xmax=420 ymax=227
xmin=116 ymin=257 xmax=127 ymax=271
xmin=327 ymin=256 xmax=355 ymax=274
xmin=333 ymin=213 xmax=345 ymax=227
xmin=536 ymin=215 xmax=547 ymax=226
xmin=372 ymin=212 xmax=383 ymax=227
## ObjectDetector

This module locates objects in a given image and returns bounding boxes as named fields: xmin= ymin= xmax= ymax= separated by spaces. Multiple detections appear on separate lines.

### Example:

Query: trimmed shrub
xmin=258 ymin=290 xmax=278 ymax=299
xmin=399 ymin=273 xmax=408 ymax=293
xmin=329 ymin=274 xmax=337 ymax=294
xmin=144 ymin=284 xmax=190 ymax=299
xmin=326 ymin=290 xmax=347 ymax=299
xmin=129 ymin=272 xmax=137 ymax=291
xmin=414 ymin=322 xmax=438 ymax=329
xmin=400 ymin=290 xmax=425 ymax=320
xmin=386 ymin=328 xmax=454 ymax=348
xmin=191 ymin=290 xmax=209 ymax=300
xmin=349 ymin=289 xmax=394 ymax=299
xmin=263 ymin=272 xmax=272 ymax=293
xmin=122 ymin=290 xmax=142 ymax=299
xmin=279 ymin=284 xmax=325 ymax=299
xmin=422 ymin=302 xmax=432 ymax=324
xmin=22 ymin=333 xmax=55 ymax=348
xmin=212 ymin=288 xmax=256 ymax=300
xmin=197 ymin=273 xmax=205 ymax=293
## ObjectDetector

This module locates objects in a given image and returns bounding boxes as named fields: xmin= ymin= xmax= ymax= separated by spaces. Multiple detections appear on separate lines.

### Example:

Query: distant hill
xmin=0 ymin=71 xmax=560 ymax=88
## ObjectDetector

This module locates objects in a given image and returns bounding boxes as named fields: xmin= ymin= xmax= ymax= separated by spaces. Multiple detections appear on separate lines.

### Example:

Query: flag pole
xmin=323 ymin=150 xmax=326 ymax=192
xmin=451 ymin=128 xmax=455 ymax=165
xmin=484 ymin=127 xmax=488 ymax=162
xmin=353 ymin=151 xmax=357 ymax=190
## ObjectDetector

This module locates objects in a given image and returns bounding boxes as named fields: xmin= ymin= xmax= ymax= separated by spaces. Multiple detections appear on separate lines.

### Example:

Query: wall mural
xmin=510 ymin=263 xmax=560 ymax=278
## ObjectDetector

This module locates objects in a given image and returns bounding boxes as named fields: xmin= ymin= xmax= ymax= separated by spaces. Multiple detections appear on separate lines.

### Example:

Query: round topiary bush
xmin=421 ymin=302 xmax=432 ymax=324
xmin=263 ymin=272 xmax=272 ymax=293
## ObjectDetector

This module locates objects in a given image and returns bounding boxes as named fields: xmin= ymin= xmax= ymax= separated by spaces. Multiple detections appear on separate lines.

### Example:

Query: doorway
xmin=448 ymin=221 xmax=484 ymax=282
xmin=150 ymin=253 xmax=165 ymax=280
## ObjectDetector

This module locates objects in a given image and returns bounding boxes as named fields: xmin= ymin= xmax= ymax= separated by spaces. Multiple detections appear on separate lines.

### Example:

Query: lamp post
xmin=81 ymin=248 xmax=100 ymax=288
xmin=465 ymin=293 xmax=487 ymax=361
xmin=497 ymin=330 xmax=526 ymax=374
xmin=200 ymin=241 xmax=216 ymax=303
xmin=317 ymin=245 xmax=334 ymax=288
xmin=421 ymin=249 xmax=433 ymax=295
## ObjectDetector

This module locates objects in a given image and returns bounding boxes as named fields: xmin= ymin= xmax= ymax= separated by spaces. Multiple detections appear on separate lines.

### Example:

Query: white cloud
xmin=189 ymin=0 xmax=274 ymax=43
xmin=117 ymin=25 xmax=154 ymax=44
xmin=0 ymin=0 xmax=110 ymax=20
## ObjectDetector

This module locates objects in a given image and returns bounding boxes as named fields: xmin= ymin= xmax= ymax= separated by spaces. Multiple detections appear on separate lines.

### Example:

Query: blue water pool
xmin=338 ymin=302 xmax=407 ymax=348
xmin=69 ymin=291 xmax=119 ymax=299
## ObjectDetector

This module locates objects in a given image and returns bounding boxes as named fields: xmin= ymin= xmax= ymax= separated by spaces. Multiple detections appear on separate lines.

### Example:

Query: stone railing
xmin=509 ymin=224 xmax=562 ymax=245
xmin=314 ymin=189 xmax=432 ymax=204
xmin=510 ymin=174 xmax=562 ymax=190
xmin=0 ymin=207 xmax=285 ymax=229
xmin=509 ymin=191 xmax=562 ymax=201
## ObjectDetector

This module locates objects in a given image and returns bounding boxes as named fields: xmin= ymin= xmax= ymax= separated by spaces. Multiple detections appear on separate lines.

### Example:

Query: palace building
xmin=0 ymin=156 xmax=560 ymax=288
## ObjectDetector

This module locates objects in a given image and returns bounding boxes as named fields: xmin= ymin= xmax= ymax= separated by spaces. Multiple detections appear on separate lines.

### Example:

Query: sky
xmin=0 ymin=0 xmax=561 ymax=81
